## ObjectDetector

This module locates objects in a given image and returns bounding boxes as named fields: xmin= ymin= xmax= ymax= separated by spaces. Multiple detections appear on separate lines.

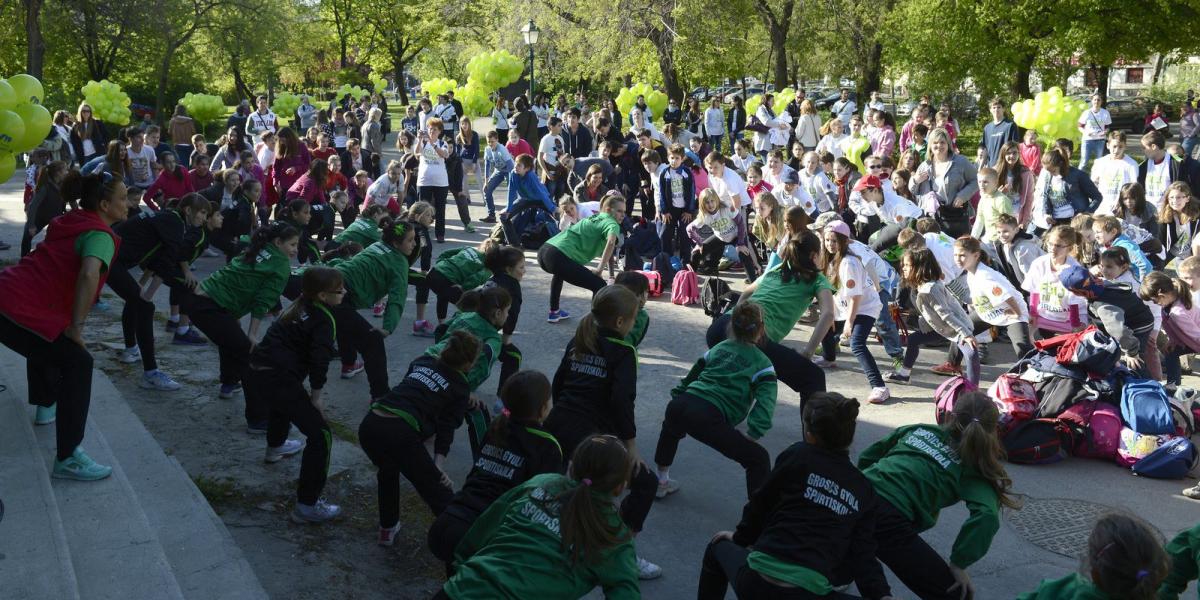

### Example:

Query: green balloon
xmin=0 ymin=110 xmax=26 ymax=153
xmin=0 ymin=151 xmax=14 ymax=183
xmin=0 ymin=80 xmax=14 ymax=111
xmin=13 ymin=103 xmax=51 ymax=152
xmin=8 ymin=74 xmax=43 ymax=105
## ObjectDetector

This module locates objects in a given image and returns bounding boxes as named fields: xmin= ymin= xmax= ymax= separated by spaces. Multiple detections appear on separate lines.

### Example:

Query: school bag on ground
xmin=1131 ymin=438 xmax=1199 ymax=479
xmin=637 ymin=270 xmax=663 ymax=297
xmin=1171 ymin=387 xmax=1198 ymax=436
xmin=988 ymin=373 xmax=1037 ymax=434
xmin=1034 ymin=374 xmax=1093 ymax=418
xmin=1116 ymin=427 xmax=1180 ymax=468
xmin=1033 ymin=325 xmax=1121 ymax=375
xmin=1004 ymin=419 xmax=1072 ymax=465
xmin=1120 ymin=378 xmax=1175 ymax=435
xmin=671 ymin=269 xmax=700 ymax=305
xmin=1058 ymin=401 xmax=1122 ymax=460
xmin=652 ymin=251 xmax=678 ymax=289
xmin=934 ymin=376 xmax=978 ymax=425
xmin=701 ymin=277 xmax=733 ymax=316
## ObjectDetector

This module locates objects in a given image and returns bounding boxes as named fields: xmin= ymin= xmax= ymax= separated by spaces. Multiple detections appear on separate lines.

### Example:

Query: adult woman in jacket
xmin=726 ymin=96 xmax=747 ymax=149
xmin=510 ymin=97 xmax=540 ymax=149
xmin=572 ymin=164 xmax=609 ymax=206
xmin=909 ymin=128 xmax=978 ymax=237
xmin=211 ymin=127 xmax=249 ymax=171
xmin=1031 ymin=148 xmax=1103 ymax=231
xmin=168 ymin=104 xmax=197 ymax=168
xmin=793 ymin=99 xmax=822 ymax=153
xmin=69 ymin=103 xmax=107 ymax=165
xmin=361 ymin=108 xmax=385 ymax=178
xmin=270 ymin=128 xmax=312 ymax=211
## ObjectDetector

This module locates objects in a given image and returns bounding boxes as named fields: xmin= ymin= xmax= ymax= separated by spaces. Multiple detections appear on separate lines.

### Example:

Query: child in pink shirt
xmin=1142 ymin=272 xmax=1200 ymax=386
xmin=505 ymin=129 xmax=534 ymax=159
xmin=1019 ymin=129 xmax=1042 ymax=176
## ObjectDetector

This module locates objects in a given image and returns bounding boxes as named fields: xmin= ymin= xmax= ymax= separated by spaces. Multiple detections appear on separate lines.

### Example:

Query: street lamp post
xmin=521 ymin=20 xmax=540 ymax=104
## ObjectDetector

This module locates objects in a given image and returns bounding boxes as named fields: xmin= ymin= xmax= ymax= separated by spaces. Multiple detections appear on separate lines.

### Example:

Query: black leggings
xmin=948 ymin=311 xmax=1032 ymax=367
xmin=707 ymin=314 xmax=826 ymax=407
xmin=246 ymin=367 xmax=332 ymax=504
xmin=328 ymin=290 xmax=390 ymax=398
xmin=420 ymin=186 xmax=471 ymax=239
xmin=661 ymin=207 xmax=692 ymax=259
xmin=537 ymin=244 xmax=607 ymax=312
xmin=699 ymin=538 xmax=862 ymax=600
xmin=359 ymin=411 xmax=452 ymax=525
xmin=654 ymin=392 xmax=770 ymax=498
xmin=427 ymin=509 xmax=474 ymax=575
xmin=542 ymin=410 xmax=658 ymax=533
xmin=416 ymin=269 xmax=462 ymax=321
xmin=106 ymin=261 xmax=157 ymax=371
xmin=0 ymin=314 xmax=94 ymax=461
xmin=183 ymin=293 xmax=251 ymax=393
xmin=868 ymin=497 xmax=960 ymax=600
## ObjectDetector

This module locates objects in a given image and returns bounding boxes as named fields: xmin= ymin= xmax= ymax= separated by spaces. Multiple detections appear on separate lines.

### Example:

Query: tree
xmin=360 ymin=0 xmax=448 ymax=105
xmin=752 ymin=0 xmax=794 ymax=90
xmin=321 ymin=0 xmax=360 ymax=69
xmin=55 ymin=0 xmax=147 ymax=81
xmin=150 ymin=0 xmax=248 ymax=122
xmin=23 ymin=0 xmax=45 ymax=78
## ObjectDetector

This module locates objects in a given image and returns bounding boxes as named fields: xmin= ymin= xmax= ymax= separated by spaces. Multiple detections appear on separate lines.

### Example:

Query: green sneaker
xmin=52 ymin=447 xmax=113 ymax=481
xmin=464 ymin=223 xmax=476 ymax=234
xmin=34 ymin=404 xmax=56 ymax=425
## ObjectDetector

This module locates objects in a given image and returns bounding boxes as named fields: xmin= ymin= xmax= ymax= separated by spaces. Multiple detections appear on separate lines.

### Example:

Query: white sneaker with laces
xmin=655 ymin=478 xmax=680 ymax=499
xmin=118 ymin=346 xmax=141 ymax=364
xmin=812 ymin=357 xmax=837 ymax=369
xmin=291 ymin=498 xmax=341 ymax=523
xmin=867 ymin=387 xmax=891 ymax=404
xmin=636 ymin=555 xmax=663 ymax=580
xmin=265 ymin=439 xmax=305 ymax=463
xmin=378 ymin=522 xmax=402 ymax=546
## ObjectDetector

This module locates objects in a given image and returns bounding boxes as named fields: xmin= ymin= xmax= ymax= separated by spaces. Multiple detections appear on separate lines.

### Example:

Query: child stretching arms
xmin=1140 ymin=272 xmax=1200 ymax=387
xmin=484 ymin=246 xmax=527 ymax=393
xmin=359 ymin=330 xmax=481 ymax=545
xmin=1099 ymin=248 xmax=1163 ymax=380
xmin=687 ymin=188 xmax=755 ymax=280
xmin=426 ymin=371 xmax=561 ymax=572
xmin=949 ymin=237 xmax=1033 ymax=372
xmin=888 ymin=249 xmax=979 ymax=386
xmin=699 ymin=392 xmax=894 ymax=600
xmin=542 ymin=285 xmax=662 ymax=579
xmin=413 ymin=239 xmax=500 ymax=335
xmin=434 ymin=435 xmax=640 ymax=599
xmin=1021 ymin=514 xmax=1167 ymax=599
xmin=653 ymin=302 xmax=776 ymax=499
xmin=245 ymin=267 xmax=344 ymax=523
xmin=859 ymin=392 xmax=1018 ymax=600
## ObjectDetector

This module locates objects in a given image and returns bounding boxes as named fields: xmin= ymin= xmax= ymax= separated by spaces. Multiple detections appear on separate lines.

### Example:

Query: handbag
xmin=744 ymin=116 xmax=770 ymax=134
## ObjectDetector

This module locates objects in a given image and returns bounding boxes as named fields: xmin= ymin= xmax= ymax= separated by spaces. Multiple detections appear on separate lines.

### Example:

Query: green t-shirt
xmin=335 ymin=218 xmax=382 ymax=247
xmin=75 ymin=230 xmax=115 ymax=269
xmin=199 ymin=244 xmax=291 ymax=319
xmin=436 ymin=247 xmax=492 ymax=289
xmin=625 ymin=308 xmax=649 ymax=347
xmin=546 ymin=213 xmax=620 ymax=265
xmin=1016 ymin=574 xmax=1110 ymax=600
xmin=751 ymin=267 xmax=835 ymax=343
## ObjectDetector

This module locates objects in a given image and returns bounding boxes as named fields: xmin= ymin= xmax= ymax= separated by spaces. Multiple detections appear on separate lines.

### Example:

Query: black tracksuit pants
xmin=359 ymin=411 xmax=453 ymax=525
xmin=707 ymin=314 xmax=826 ymax=408
xmin=0 ymin=314 xmax=94 ymax=461
xmin=416 ymin=269 xmax=461 ymax=321
xmin=246 ymin=367 xmax=331 ymax=505
xmin=654 ymin=392 xmax=771 ymax=498
xmin=106 ymin=261 xmax=158 ymax=371
xmin=330 ymin=288 xmax=390 ymax=398
xmin=537 ymin=244 xmax=607 ymax=313
xmin=182 ymin=294 xmax=251 ymax=397
xmin=699 ymin=538 xmax=862 ymax=599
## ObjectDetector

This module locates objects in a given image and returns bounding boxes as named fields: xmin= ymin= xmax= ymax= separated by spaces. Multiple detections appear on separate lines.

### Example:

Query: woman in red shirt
xmin=0 ymin=172 xmax=129 ymax=480
xmin=142 ymin=151 xmax=195 ymax=210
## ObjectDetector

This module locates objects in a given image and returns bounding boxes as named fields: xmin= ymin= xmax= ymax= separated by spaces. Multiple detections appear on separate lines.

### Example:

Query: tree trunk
xmin=1089 ymin=65 xmax=1111 ymax=98
xmin=859 ymin=42 xmax=883 ymax=98
xmin=231 ymin=62 xmax=253 ymax=103
xmin=1011 ymin=52 xmax=1035 ymax=99
xmin=340 ymin=37 xmax=348 ymax=69
xmin=770 ymin=27 xmax=788 ymax=90
xmin=23 ymin=0 xmax=45 ymax=79
xmin=155 ymin=46 xmax=176 ymax=126
xmin=1153 ymin=53 xmax=1167 ymax=85
xmin=393 ymin=57 xmax=409 ymax=105
xmin=648 ymin=28 xmax=683 ymax=102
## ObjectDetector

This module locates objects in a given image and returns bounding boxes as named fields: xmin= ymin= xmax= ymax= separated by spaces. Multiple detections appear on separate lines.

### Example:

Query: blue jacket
xmin=657 ymin=165 xmax=696 ymax=214
xmin=506 ymin=170 xmax=553 ymax=213
xmin=1041 ymin=166 xmax=1103 ymax=216
xmin=1110 ymin=236 xmax=1153 ymax=281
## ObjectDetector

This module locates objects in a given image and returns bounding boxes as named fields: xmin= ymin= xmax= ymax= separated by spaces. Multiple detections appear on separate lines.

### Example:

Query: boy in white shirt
xmin=798 ymin=151 xmax=838 ymax=213
xmin=1090 ymin=130 xmax=1139 ymax=215
xmin=245 ymin=95 xmax=277 ymax=143
xmin=730 ymin=139 xmax=758 ymax=176
xmin=704 ymin=151 xmax=752 ymax=211
xmin=774 ymin=170 xmax=819 ymax=217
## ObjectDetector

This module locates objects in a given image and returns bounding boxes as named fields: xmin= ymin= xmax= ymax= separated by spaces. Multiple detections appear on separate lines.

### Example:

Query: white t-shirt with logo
xmin=1021 ymin=255 xmax=1088 ymax=333
xmin=1145 ymin=156 xmax=1172 ymax=211
xmin=538 ymin=134 xmax=564 ymax=167
xmin=833 ymin=254 xmax=883 ymax=321
xmin=1091 ymin=154 xmax=1139 ymax=215
xmin=773 ymin=185 xmax=817 ymax=215
xmin=925 ymin=233 xmax=962 ymax=281
xmin=127 ymin=145 xmax=157 ymax=187
xmin=416 ymin=139 xmax=449 ymax=187
xmin=711 ymin=168 xmax=752 ymax=208
xmin=967 ymin=263 xmax=1029 ymax=326
xmin=1077 ymin=108 xmax=1112 ymax=141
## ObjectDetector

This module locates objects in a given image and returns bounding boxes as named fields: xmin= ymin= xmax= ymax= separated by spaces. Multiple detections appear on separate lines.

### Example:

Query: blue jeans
xmin=1164 ymin=346 xmax=1191 ymax=386
xmin=876 ymin=288 xmax=904 ymax=358
xmin=1184 ymin=137 xmax=1199 ymax=161
xmin=1079 ymin=138 xmax=1107 ymax=172
xmin=483 ymin=168 xmax=510 ymax=215
xmin=821 ymin=314 xmax=885 ymax=388
xmin=708 ymin=135 xmax=723 ymax=153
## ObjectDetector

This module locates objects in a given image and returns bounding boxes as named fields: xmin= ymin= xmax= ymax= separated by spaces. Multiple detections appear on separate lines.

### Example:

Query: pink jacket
xmin=1164 ymin=302 xmax=1200 ymax=353
xmin=286 ymin=173 xmax=327 ymax=205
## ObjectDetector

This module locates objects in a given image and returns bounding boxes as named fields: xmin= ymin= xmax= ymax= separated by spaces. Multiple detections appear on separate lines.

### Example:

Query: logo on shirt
xmin=991 ymin=286 xmax=1003 ymax=296
xmin=846 ymin=279 xmax=856 ymax=289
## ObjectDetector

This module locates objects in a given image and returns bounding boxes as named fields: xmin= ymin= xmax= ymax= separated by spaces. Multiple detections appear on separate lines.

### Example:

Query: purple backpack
xmin=935 ymin=375 xmax=978 ymax=425
xmin=671 ymin=269 xmax=700 ymax=305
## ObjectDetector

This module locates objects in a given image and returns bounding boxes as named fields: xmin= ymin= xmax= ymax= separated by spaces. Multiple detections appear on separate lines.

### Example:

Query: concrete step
xmin=0 ymin=348 xmax=186 ymax=600
xmin=0 ymin=383 xmax=80 ymax=600
xmin=86 ymin=371 xmax=268 ymax=600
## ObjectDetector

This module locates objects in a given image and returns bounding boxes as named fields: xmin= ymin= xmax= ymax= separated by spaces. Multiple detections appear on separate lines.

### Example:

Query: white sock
xmin=657 ymin=467 xmax=670 ymax=482
xmin=176 ymin=325 xmax=190 ymax=334
xmin=897 ymin=366 xmax=911 ymax=376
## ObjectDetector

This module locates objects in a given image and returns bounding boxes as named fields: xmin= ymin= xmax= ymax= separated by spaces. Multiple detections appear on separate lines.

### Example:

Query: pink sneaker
xmin=372 ymin=301 xmax=386 ymax=318
xmin=411 ymin=320 xmax=435 ymax=337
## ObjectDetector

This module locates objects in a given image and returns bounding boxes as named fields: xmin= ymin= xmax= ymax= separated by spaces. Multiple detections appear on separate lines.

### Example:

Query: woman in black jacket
xmin=202 ymin=172 xmax=258 ymax=261
xmin=22 ymin=161 xmax=72 ymax=256
xmin=698 ymin=392 xmax=895 ymax=600
xmin=69 ymin=103 xmax=107 ymax=165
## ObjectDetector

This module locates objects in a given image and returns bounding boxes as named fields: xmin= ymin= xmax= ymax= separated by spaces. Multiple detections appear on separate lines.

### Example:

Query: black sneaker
xmin=885 ymin=371 xmax=911 ymax=384
xmin=480 ymin=214 xmax=497 ymax=224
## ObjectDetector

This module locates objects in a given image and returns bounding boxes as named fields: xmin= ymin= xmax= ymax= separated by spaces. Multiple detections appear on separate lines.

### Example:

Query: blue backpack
xmin=1132 ymin=438 xmax=1199 ymax=479
xmin=1120 ymin=378 xmax=1175 ymax=435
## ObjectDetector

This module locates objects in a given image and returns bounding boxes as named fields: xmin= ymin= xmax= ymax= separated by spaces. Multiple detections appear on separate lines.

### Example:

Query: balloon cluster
xmin=271 ymin=92 xmax=302 ymax=125
xmin=335 ymin=84 xmax=368 ymax=102
xmin=465 ymin=51 xmax=523 ymax=92
xmin=456 ymin=83 xmax=491 ymax=117
xmin=1011 ymin=87 xmax=1085 ymax=141
xmin=422 ymin=78 xmax=457 ymax=99
xmin=0 ymin=73 xmax=49 ymax=181
xmin=745 ymin=88 xmax=799 ymax=118
xmin=369 ymin=75 xmax=388 ymax=94
xmin=616 ymin=83 xmax=667 ymax=124
xmin=178 ymin=92 xmax=225 ymax=125
xmin=81 ymin=79 xmax=131 ymax=126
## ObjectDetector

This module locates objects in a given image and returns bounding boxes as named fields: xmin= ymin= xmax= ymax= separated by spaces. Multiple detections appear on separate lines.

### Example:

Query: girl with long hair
xmin=889 ymin=248 xmax=979 ymax=386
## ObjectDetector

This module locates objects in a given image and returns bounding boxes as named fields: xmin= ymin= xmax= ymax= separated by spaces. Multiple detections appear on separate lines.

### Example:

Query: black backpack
xmin=701 ymin=277 xmax=733 ymax=316
xmin=1003 ymin=418 xmax=1072 ymax=465
xmin=651 ymin=252 xmax=677 ymax=289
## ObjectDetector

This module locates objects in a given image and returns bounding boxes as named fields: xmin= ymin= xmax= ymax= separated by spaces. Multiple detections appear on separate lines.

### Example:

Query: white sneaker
xmin=868 ymin=387 xmax=891 ymax=404
xmin=636 ymin=555 xmax=663 ymax=580
xmin=140 ymin=370 xmax=182 ymax=391
xmin=202 ymin=248 xmax=221 ymax=258
xmin=378 ymin=522 xmax=402 ymax=546
xmin=655 ymin=478 xmax=680 ymax=499
xmin=291 ymin=498 xmax=341 ymax=523
xmin=265 ymin=439 xmax=305 ymax=463
xmin=812 ymin=357 xmax=837 ymax=369
xmin=118 ymin=346 xmax=141 ymax=364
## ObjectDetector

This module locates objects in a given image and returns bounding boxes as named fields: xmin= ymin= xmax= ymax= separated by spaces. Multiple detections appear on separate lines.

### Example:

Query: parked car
xmin=1107 ymin=96 xmax=1178 ymax=133
xmin=814 ymin=90 xmax=855 ymax=110
xmin=723 ymin=87 xmax=765 ymax=103
xmin=689 ymin=87 xmax=713 ymax=102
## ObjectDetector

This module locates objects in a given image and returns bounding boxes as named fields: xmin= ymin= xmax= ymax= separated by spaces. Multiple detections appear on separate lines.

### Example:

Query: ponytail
xmin=242 ymin=222 xmax=298 ymax=264
xmin=1140 ymin=271 xmax=1193 ymax=310
xmin=777 ymin=232 xmax=820 ymax=283
xmin=456 ymin=286 xmax=511 ymax=316
xmin=437 ymin=330 xmax=481 ymax=373
xmin=484 ymin=245 xmax=524 ymax=273
xmin=61 ymin=170 xmax=124 ymax=212
xmin=946 ymin=392 xmax=1020 ymax=509
xmin=320 ymin=241 xmax=362 ymax=263
xmin=485 ymin=370 xmax=552 ymax=448
xmin=1085 ymin=514 xmax=1168 ymax=600
xmin=558 ymin=435 xmax=633 ymax=565
xmin=572 ymin=286 xmax=638 ymax=360
xmin=802 ymin=392 xmax=860 ymax=450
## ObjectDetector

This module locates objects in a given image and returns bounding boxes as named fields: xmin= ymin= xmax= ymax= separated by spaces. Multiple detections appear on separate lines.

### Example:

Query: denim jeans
xmin=876 ymin=288 xmax=904 ymax=358
xmin=1164 ymin=346 xmax=1191 ymax=386
xmin=483 ymin=168 xmax=510 ymax=215
xmin=1184 ymin=137 xmax=1199 ymax=161
xmin=821 ymin=314 xmax=885 ymax=388
xmin=1079 ymin=138 xmax=1107 ymax=172
xmin=708 ymin=134 xmax=723 ymax=153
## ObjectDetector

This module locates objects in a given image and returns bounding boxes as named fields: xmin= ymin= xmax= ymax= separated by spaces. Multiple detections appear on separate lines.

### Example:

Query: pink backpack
xmin=1059 ymin=401 xmax=1122 ymax=460
xmin=637 ymin=270 xmax=663 ymax=297
xmin=671 ymin=269 xmax=700 ymax=305
xmin=934 ymin=375 xmax=978 ymax=425
xmin=987 ymin=374 xmax=1037 ymax=435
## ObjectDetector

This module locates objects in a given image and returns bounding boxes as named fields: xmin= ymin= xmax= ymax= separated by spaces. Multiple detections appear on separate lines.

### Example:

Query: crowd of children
xmin=13 ymin=89 xmax=1200 ymax=599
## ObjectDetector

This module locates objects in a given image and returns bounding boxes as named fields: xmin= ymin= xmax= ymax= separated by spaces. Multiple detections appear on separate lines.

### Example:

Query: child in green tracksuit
xmin=331 ymin=204 xmax=386 ymax=249
xmin=435 ymin=435 xmax=640 ymax=600
xmin=856 ymin=391 xmax=1016 ymax=600
xmin=413 ymin=239 xmax=500 ymax=335
xmin=615 ymin=271 xmax=651 ymax=347
xmin=329 ymin=217 xmax=418 ymax=399
xmin=652 ymin=301 xmax=777 ymax=502
xmin=1021 ymin=513 xmax=1168 ymax=599
xmin=1160 ymin=521 xmax=1200 ymax=599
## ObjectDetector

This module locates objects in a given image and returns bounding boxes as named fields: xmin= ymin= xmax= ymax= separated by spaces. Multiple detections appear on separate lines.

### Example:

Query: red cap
xmin=854 ymin=175 xmax=883 ymax=192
